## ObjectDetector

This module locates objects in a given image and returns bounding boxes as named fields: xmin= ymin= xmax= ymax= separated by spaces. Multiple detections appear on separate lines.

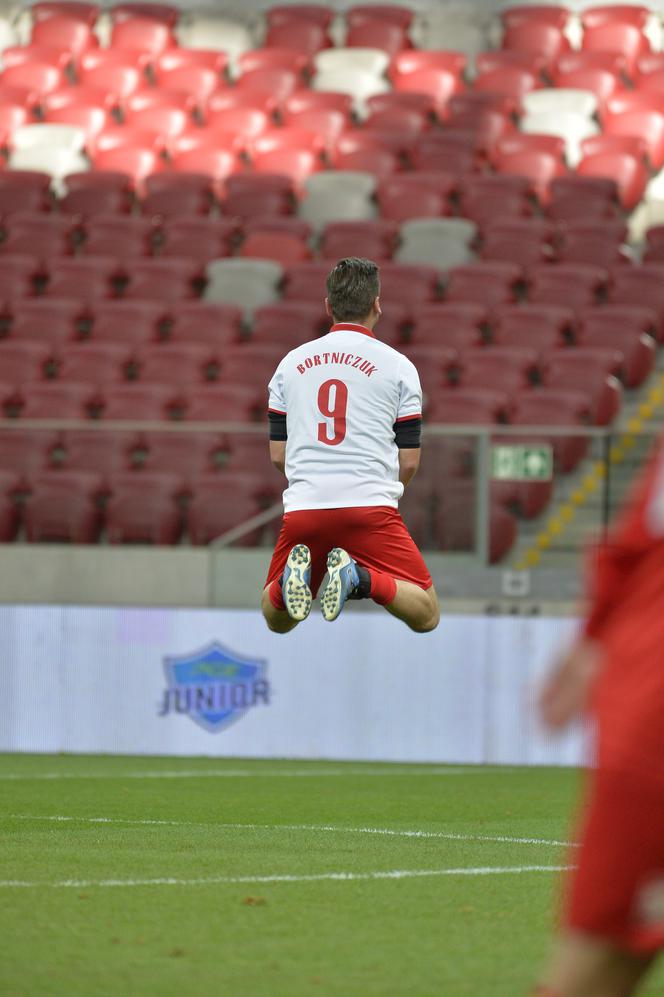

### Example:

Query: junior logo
xmin=159 ymin=641 xmax=270 ymax=733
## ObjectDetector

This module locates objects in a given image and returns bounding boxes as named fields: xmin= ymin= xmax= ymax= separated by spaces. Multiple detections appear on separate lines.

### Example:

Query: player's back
xmin=268 ymin=322 xmax=421 ymax=512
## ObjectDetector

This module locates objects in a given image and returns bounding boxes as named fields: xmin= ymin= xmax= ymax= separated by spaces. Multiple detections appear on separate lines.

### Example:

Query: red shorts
xmin=265 ymin=505 xmax=433 ymax=596
xmin=565 ymin=768 xmax=664 ymax=955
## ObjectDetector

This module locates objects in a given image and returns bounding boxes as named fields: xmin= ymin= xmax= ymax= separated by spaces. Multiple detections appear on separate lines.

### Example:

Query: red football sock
xmin=368 ymin=569 xmax=397 ymax=606
xmin=268 ymin=578 xmax=286 ymax=611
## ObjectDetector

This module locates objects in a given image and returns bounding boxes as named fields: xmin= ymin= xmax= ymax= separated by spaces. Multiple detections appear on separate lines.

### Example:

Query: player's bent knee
xmin=408 ymin=609 xmax=440 ymax=634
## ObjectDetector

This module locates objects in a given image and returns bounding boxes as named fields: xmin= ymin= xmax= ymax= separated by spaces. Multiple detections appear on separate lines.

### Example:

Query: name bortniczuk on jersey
xmin=268 ymin=323 xmax=423 ymax=513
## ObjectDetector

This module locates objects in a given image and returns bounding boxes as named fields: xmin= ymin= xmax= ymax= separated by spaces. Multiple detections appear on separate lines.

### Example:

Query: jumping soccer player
xmin=261 ymin=257 xmax=439 ymax=634
xmin=535 ymin=437 xmax=664 ymax=997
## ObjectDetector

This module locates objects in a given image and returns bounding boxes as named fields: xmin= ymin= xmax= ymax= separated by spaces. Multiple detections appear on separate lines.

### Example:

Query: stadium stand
xmin=0 ymin=0 xmax=661 ymax=562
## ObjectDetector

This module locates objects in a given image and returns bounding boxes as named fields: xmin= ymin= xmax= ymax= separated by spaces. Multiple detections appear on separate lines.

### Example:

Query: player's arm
xmin=394 ymin=414 xmax=421 ymax=488
xmin=269 ymin=440 xmax=286 ymax=476
xmin=398 ymin=447 xmax=420 ymax=487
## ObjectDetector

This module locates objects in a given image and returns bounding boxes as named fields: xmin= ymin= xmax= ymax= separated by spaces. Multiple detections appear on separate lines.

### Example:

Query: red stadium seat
xmin=99 ymin=382 xmax=178 ymax=419
xmin=31 ymin=12 xmax=98 ymax=54
xmin=332 ymin=146 xmax=399 ymax=176
xmin=105 ymin=470 xmax=182 ymax=544
xmin=135 ymin=342 xmax=214 ymax=385
xmin=392 ymin=67 xmax=460 ymax=114
xmin=0 ymin=427 xmax=55 ymax=479
xmin=458 ymin=175 xmax=535 ymax=225
xmin=89 ymin=300 xmax=165 ymax=345
xmin=0 ymin=340 xmax=51 ymax=382
xmin=238 ymin=47 xmax=311 ymax=78
xmin=501 ymin=5 xmax=569 ymax=29
xmin=373 ymin=262 xmax=441 ymax=308
xmin=576 ymin=151 xmax=648 ymax=211
xmin=239 ymin=231 xmax=310 ymax=264
xmin=284 ymin=89 xmax=353 ymax=119
xmin=502 ymin=20 xmax=571 ymax=70
xmin=411 ymin=133 xmax=479 ymax=174
xmin=80 ymin=213 xmax=155 ymax=256
xmin=24 ymin=470 xmax=102 ymax=542
xmin=475 ymin=49 xmax=546 ymax=77
xmin=376 ymin=173 xmax=454 ymax=221
xmin=223 ymin=186 xmax=295 ymax=220
xmin=187 ymin=473 xmax=265 ymax=545
xmin=170 ymin=147 xmax=238 ymax=184
xmin=140 ymin=186 xmax=215 ymax=219
xmin=444 ymin=262 xmax=522 ymax=308
xmin=45 ymin=256 xmax=121 ymax=300
xmin=410 ymin=302 xmax=488 ymax=350
xmin=396 ymin=344 xmax=460 ymax=395
xmin=136 ymin=431 xmax=226 ymax=480
xmin=346 ymin=19 xmax=409 ymax=56
xmin=0 ymin=469 xmax=20 ymax=540
xmin=220 ymin=344 xmax=286 ymax=387
xmin=348 ymin=4 xmax=413 ymax=28
xmin=111 ymin=3 xmax=179 ymax=25
xmin=110 ymin=16 xmax=174 ymax=55
xmin=432 ymin=489 xmax=518 ymax=563
xmin=580 ymin=132 xmax=649 ymax=167
xmin=457 ymin=345 xmax=540 ymax=392
xmin=182 ymin=383 xmax=261 ymax=423
xmin=528 ymin=262 xmax=608 ymax=308
xmin=543 ymin=348 xmax=623 ymax=424
xmin=0 ymin=212 xmax=74 ymax=257
xmin=553 ymin=67 xmax=619 ymax=109
xmin=122 ymin=257 xmax=202 ymax=300
xmin=264 ymin=20 xmax=328 ymax=56
xmin=159 ymin=215 xmax=237 ymax=261
xmin=250 ymin=301 xmax=326 ymax=347
xmin=56 ymin=342 xmax=131 ymax=385
xmin=473 ymin=64 xmax=540 ymax=98
xmin=609 ymin=264 xmax=664 ymax=340
xmin=52 ymin=429 xmax=137 ymax=482
xmin=480 ymin=219 xmax=554 ymax=267
xmin=511 ymin=388 xmax=590 ymax=471
xmin=426 ymin=387 xmax=511 ymax=424
xmin=491 ymin=132 xmax=566 ymax=167
xmin=16 ymin=380 xmax=96 ymax=418
xmin=0 ymin=252 xmax=40 ymax=298
xmin=582 ymin=21 xmax=649 ymax=77
xmin=32 ymin=2 xmax=99 ymax=24
xmin=166 ymin=301 xmax=242 ymax=348
xmin=91 ymin=146 xmax=163 ymax=187
xmin=577 ymin=306 xmax=656 ymax=387
xmin=319 ymin=219 xmax=397 ymax=260
xmin=492 ymin=148 xmax=567 ymax=204
xmin=602 ymin=108 xmax=664 ymax=170
xmin=491 ymin=303 xmax=575 ymax=350
xmin=1 ymin=61 xmax=64 ymax=96
xmin=9 ymin=298 xmax=83 ymax=345
xmin=267 ymin=4 xmax=334 ymax=28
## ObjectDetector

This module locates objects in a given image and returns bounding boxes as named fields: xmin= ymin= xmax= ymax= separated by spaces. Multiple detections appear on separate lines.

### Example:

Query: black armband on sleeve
xmin=393 ymin=416 xmax=422 ymax=448
xmin=268 ymin=410 xmax=287 ymax=441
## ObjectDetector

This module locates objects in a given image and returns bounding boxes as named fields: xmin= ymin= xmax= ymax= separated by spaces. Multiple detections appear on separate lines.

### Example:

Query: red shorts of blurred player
xmin=265 ymin=505 xmax=433 ymax=596
xmin=564 ymin=766 xmax=664 ymax=955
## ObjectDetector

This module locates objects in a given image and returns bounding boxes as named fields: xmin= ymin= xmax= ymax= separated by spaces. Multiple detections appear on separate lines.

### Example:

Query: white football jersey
xmin=268 ymin=322 xmax=422 ymax=512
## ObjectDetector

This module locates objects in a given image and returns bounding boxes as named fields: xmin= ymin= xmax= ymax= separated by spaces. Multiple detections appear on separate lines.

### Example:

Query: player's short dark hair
xmin=326 ymin=257 xmax=380 ymax=322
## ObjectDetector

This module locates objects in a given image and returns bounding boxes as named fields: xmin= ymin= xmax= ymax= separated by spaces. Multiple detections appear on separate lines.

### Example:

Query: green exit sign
xmin=491 ymin=445 xmax=553 ymax=481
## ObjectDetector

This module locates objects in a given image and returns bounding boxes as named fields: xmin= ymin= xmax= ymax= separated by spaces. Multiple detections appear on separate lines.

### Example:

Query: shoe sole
xmin=283 ymin=544 xmax=312 ymax=622
xmin=321 ymin=547 xmax=351 ymax=623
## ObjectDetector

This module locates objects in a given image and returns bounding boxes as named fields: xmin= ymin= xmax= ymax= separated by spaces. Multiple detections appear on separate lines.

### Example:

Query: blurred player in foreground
xmin=261 ymin=257 xmax=439 ymax=633
xmin=535 ymin=438 xmax=664 ymax=996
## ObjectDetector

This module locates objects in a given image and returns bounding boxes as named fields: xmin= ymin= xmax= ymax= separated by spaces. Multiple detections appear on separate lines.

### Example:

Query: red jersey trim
xmin=395 ymin=413 xmax=422 ymax=423
xmin=268 ymin=407 xmax=286 ymax=415
xmin=330 ymin=322 xmax=376 ymax=339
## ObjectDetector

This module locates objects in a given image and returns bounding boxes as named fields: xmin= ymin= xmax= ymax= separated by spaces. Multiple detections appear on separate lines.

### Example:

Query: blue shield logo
xmin=161 ymin=641 xmax=269 ymax=733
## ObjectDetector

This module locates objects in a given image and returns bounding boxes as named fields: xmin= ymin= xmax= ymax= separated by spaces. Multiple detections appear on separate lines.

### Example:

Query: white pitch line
xmin=0 ymin=766 xmax=511 ymax=781
xmin=6 ymin=814 xmax=576 ymax=849
xmin=0 ymin=865 xmax=572 ymax=890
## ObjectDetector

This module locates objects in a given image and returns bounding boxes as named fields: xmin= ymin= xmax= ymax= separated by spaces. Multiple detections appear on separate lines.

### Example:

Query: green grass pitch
xmin=2 ymin=755 xmax=664 ymax=997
